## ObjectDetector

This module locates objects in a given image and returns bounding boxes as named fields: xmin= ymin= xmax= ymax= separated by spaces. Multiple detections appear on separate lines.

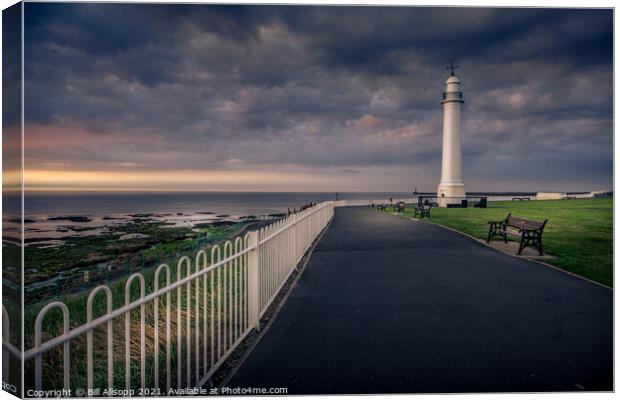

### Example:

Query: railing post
xmin=247 ymin=230 xmax=261 ymax=331
xmin=291 ymin=213 xmax=298 ymax=268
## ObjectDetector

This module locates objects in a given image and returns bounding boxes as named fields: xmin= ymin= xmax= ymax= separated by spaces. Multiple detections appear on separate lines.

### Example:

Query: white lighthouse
xmin=437 ymin=63 xmax=466 ymax=207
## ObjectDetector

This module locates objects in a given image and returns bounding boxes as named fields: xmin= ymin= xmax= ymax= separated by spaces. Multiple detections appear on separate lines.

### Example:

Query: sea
xmin=21 ymin=191 xmax=409 ymax=216
xmin=3 ymin=190 xmax=590 ymax=244
xmin=3 ymin=191 xmax=412 ymax=243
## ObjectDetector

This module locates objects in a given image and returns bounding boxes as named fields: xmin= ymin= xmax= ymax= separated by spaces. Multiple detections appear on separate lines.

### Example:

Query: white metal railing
xmin=2 ymin=201 xmax=334 ymax=396
xmin=334 ymin=198 xmax=420 ymax=207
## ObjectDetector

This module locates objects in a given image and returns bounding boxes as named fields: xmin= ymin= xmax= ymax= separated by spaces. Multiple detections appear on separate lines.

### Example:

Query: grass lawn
xmin=399 ymin=197 xmax=613 ymax=287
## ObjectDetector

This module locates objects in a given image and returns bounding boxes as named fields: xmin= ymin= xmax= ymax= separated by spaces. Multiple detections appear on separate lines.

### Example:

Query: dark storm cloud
xmin=22 ymin=4 xmax=612 ymax=190
xmin=3 ymin=3 xmax=21 ymax=127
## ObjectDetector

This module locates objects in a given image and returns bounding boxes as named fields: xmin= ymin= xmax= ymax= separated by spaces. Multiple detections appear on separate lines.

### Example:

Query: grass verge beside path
xmin=397 ymin=197 xmax=612 ymax=287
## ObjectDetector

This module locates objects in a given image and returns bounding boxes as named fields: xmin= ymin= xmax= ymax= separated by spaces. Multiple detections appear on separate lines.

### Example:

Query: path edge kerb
xmin=387 ymin=211 xmax=612 ymax=291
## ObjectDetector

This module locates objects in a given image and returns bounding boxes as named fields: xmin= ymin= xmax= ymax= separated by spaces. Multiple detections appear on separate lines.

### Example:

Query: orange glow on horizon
xmin=23 ymin=168 xmax=329 ymax=191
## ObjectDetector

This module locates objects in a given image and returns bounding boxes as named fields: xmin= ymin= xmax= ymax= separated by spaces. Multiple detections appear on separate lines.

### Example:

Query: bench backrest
xmin=505 ymin=213 xmax=547 ymax=230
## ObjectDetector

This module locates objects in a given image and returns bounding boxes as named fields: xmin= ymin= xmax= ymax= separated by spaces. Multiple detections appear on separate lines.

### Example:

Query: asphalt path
xmin=229 ymin=206 xmax=612 ymax=393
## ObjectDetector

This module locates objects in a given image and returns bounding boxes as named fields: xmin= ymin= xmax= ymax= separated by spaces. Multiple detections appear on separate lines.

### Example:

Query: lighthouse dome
xmin=445 ymin=75 xmax=460 ymax=84
xmin=444 ymin=75 xmax=461 ymax=93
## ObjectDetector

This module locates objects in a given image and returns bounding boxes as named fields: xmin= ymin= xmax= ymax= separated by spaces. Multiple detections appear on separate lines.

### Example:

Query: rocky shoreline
xmin=6 ymin=210 xmax=284 ymax=304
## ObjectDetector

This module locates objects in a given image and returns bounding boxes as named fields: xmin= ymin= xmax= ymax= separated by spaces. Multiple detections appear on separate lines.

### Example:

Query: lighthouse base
xmin=437 ymin=182 xmax=466 ymax=208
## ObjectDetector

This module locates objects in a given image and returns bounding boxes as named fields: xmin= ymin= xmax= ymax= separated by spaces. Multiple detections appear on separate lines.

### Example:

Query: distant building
xmin=536 ymin=192 xmax=565 ymax=200
xmin=591 ymin=190 xmax=612 ymax=198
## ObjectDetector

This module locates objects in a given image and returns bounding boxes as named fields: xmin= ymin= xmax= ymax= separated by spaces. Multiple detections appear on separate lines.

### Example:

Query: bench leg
xmin=517 ymin=238 xmax=526 ymax=255
xmin=487 ymin=223 xmax=506 ymax=243
xmin=517 ymin=231 xmax=543 ymax=256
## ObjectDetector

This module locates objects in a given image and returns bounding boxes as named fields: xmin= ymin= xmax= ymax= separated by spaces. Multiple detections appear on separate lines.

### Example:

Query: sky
xmin=17 ymin=4 xmax=613 ymax=192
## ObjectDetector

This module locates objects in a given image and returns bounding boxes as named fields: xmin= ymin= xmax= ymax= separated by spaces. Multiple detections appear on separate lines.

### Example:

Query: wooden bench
xmin=487 ymin=213 xmax=548 ymax=255
xmin=414 ymin=205 xmax=432 ymax=220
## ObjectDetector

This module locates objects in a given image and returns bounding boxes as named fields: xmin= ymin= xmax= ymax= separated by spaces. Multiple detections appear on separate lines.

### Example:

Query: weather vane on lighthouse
xmin=446 ymin=59 xmax=459 ymax=76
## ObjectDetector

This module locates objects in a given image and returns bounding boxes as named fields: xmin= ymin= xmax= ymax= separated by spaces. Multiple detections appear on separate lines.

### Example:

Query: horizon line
xmin=4 ymin=188 xmax=606 ymax=194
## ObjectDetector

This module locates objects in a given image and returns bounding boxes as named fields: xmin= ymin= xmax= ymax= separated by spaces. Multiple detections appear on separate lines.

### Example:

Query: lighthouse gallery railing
xmin=442 ymin=91 xmax=463 ymax=101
